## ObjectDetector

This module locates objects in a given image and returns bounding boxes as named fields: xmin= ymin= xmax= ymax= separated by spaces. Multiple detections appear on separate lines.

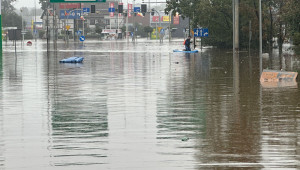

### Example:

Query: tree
xmin=2 ymin=0 xmax=16 ymax=14
xmin=282 ymin=0 xmax=300 ymax=43
xmin=1 ymin=0 xmax=22 ymax=29
xmin=39 ymin=0 xmax=50 ymax=11
xmin=95 ymin=24 xmax=102 ymax=34
xmin=165 ymin=0 xmax=295 ymax=50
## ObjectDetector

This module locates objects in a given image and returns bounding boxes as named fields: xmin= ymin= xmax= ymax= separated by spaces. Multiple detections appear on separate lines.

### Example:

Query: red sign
xmin=110 ymin=2 xmax=114 ymax=17
xmin=110 ymin=2 xmax=114 ymax=8
xmin=152 ymin=16 xmax=159 ymax=22
xmin=128 ymin=4 xmax=132 ymax=18
xmin=173 ymin=15 xmax=180 ymax=25
xmin=59 ymin=3 xmax=80 ymax=9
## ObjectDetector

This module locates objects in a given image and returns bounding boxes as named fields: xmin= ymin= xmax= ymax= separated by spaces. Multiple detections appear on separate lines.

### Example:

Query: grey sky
xmin=13 ymin=0 xmax=165 ymax=10
xmin=14 ymin=0 xmax=40 ymax=9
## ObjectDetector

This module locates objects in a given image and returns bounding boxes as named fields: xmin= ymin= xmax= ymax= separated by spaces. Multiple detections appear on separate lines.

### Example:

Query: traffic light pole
xmin=0 ymin=0 xmax=2 ymax=54
xmin=126 ymin=0 xmax=129 ymax=42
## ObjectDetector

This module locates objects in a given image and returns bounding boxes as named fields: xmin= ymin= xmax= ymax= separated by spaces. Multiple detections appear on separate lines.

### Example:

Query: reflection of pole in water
xmin=233 ymin=52 xmax=240 ymax=115
xmin=259 ymin=0 xmax=263 ymax=74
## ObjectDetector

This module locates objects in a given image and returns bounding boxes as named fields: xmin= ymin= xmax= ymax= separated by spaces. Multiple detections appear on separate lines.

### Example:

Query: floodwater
xmin=0 ymin=39 xmax=299 ymax=170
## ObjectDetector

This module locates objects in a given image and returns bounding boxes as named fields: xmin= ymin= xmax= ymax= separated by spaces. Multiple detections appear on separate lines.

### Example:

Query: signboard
xmin=101 ymin=29 xmax=122 ymax=34
xmin=51 ymin=0 xmax=106 ymax=3
xmin=59 ymin=3 xmax=80 ymax=9
xmin=163 ymin=16 xmax=170 ymax=22
xmin=173 ymin=15 xmax=179 ymax=25
xmin=260 ymin=70 xmax=298 ymax=88
xmin=109 ymin=2 xmax=114 ymax=17
xmin=108 ymin=8 xmax=115 ymax=12
xmin=79 ymin=36 xmax=85 ymax=41
xmin=202 ymin=28 xmax=209 ymax=37
xmin=194 ymin=28 xmax=209 ymax=37
xmin=8 ymin=29 xmax=22 ymax=40
xmin=128 ymin=4 xmax=132 ymax=18
xmin=134 ymin=7 xmax=140 ymax=13
xmin=83 ymin=8 xmax=90 ymax=14
xmin=77 ymin=30 xmax=82 ymax=36
xmin=152 ymin=16 xmax=170 ymax=22
xmin=60 ymin=10 xmax=81 ymax=19
xmin=152 ymin=16 xmax=159 ymax=22
xmin=260 ymin=70 xmax=298 ymax=83
xmin=66 ymin=25 xmax=71 ymax=30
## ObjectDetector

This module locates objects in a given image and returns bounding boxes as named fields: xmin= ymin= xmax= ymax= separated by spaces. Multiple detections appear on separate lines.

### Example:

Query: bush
xmin=39 ymin=30 xmax=46 ymax=39
xmin=293 ymin=33 xmax=300 ymax=46
xmin=24 ymin=31 xmax=33 ymax=39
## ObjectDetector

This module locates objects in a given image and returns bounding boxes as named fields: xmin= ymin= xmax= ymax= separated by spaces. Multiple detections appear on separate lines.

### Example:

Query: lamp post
xmin=259 ymin=0 xmax=262 ymax=74
xmin=21 ymin=8 xmax=24 ymax=46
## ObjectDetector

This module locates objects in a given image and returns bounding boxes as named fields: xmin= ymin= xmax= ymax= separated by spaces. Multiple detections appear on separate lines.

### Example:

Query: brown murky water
xmin=0 ymin=40 xmax=299 ymax=169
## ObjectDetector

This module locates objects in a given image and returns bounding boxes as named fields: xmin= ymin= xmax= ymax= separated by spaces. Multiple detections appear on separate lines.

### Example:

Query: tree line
xmin=165 ymin=0 xmax=300 ymax=53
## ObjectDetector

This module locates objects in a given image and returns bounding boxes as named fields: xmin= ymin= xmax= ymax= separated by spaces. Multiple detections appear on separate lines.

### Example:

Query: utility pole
xmin=126 ymin=0 xmax=129 ymax=42
xmin=259 ymin=0 xmax=263 ymax=74
xmin=0 ymin=0 xmax=2 ymax=53
xmin=234 ymin=0 xmax=239 ymax=53
xmin=21 ymin=8 xmax=24 ymax=47
xmin=35 ymin=0 xmax=37 ymax=42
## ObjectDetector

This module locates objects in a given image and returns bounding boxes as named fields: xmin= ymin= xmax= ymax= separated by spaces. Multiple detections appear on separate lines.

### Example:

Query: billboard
xmin=60 ymin=10 xmax=82 ymax=19
xmin=59 ymin=3 xmax=80 ymax=9
xmin=173 ymin=15 xmax=179 ymax=25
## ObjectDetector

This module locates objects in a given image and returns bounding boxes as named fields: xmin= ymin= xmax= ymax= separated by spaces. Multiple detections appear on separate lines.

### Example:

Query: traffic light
xmin=151 ymin=9 xmax=155 ymax=16
xmin=118 ymin=4 xmax=123 ymax=13
xmin=141 ymin=4 xmax=147 ymax=13
xmin=91 ymin=5 xmax=95 ymax=13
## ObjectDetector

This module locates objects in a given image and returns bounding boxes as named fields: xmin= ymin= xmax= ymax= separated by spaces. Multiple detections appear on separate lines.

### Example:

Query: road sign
xmin=194 ymin=28 xmax=209 ymax=37
xmin=60 ymin=10 xmax=81 ymax=19
xmin=134 ymin=7 xmax=140 ymax=13
xmin=50 ymin=0 xmax=106 ymax=3
xmin=66 ymin=25 xmax=71 ymax=30
xmin=79 ymin=36 xmax=85 ymax=42
xmin=108 ymin=8 xmax=115 ymax=12
xmin=202 ymin=28 xmax=209 ymax=37
xmin=83 ymin=8 xmax=90 ymax=14
xmin=77 ymin=30 xmax=82 ymax=36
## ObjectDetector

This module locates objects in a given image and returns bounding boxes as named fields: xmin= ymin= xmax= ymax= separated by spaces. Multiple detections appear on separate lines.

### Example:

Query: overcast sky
xmin=14 ymin=0 xmax=40 ymax=9
xmin=13 ymin=0 xmax=165 ymax=10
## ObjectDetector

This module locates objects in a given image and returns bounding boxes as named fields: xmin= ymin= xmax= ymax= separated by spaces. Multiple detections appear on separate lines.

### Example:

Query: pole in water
xmin=234 ymin=0 xmax=239 ymax=53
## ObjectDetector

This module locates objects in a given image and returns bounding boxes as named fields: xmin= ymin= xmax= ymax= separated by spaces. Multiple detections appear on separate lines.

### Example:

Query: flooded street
xmin=0 ymin=40 xmax=299 ymax=170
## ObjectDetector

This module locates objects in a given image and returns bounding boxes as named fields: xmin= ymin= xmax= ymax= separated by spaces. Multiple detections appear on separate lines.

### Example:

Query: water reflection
xmin=0 ymin=53 xmax=3 ymax=168
xmin=47 ymin=51 xmax=109 ymax=166
xmin=0 ymin=40 xmax=299 ymax=169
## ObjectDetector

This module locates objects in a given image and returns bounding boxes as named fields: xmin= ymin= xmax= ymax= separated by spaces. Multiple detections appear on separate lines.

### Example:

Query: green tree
xmin=165 ymin=0 xmax=295 ymax=50
xmin=95 ymin=24 xmax=102 ymax=34
xmin=282 ymin=0 xmax=300 ymax=43
xmin=1 ymin=0 xmax=22 ymax=29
